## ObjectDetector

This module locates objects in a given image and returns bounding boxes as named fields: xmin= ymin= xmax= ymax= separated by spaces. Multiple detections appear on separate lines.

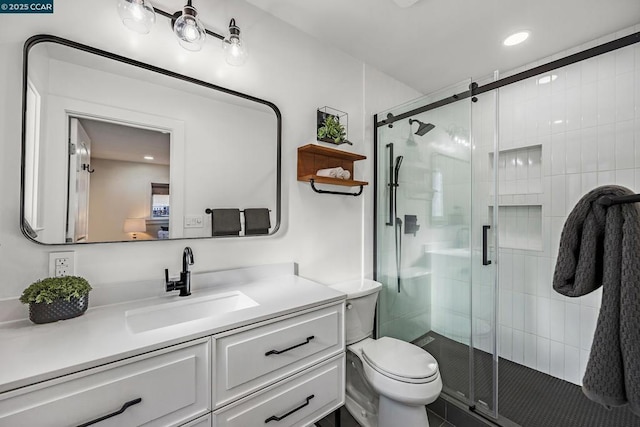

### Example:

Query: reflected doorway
xmin=66 ymin=117 xmax=170 ymax=242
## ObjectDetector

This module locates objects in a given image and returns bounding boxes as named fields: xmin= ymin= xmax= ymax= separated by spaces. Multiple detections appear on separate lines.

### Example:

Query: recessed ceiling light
xmin=503 ymin=31 xmax=530 ymax=46
xmin=144 ymin=155 xmax=154 ymax=160
xmin=538 ymin=74 xmax=558 ymax=84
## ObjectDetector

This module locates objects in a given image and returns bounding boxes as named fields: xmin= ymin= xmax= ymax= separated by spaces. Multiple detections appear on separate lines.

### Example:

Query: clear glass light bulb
xmin=117 ymin=0 xmax=156 ymax=34
xmin=222 ymin=19 xmax=248 ymax=66
xmin=173 ymin=5 xmax=206 ymax=51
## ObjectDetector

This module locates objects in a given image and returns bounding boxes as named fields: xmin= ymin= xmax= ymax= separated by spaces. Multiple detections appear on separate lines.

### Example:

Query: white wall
xmin=0 ymin=0 xmax=420 ymax=311
xmin=88 ymin=158 xmax=170 ymax=242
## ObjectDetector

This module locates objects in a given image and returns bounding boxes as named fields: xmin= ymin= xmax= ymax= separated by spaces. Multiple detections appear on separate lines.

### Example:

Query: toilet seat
xmin=362 ymin=337 xmax=438 ymax=384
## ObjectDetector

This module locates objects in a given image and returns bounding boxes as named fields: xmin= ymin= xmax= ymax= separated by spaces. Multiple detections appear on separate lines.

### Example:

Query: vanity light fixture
xmin=222 ymin=18 xmax=248 ymax=66
xmin=116 ymin=0 xmax=248 ymax=65
xmin=172 ymin=2 xmax=206 ymax=51
xmin=143 ymin=155 xmax=154 ymax=160
xmin=117 ymin=0 xmax=156 ymax=34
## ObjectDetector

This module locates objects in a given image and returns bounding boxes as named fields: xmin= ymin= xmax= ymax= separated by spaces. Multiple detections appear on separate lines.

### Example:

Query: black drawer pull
xmin=265 ymin=336 xmax=314 ymax=356
xmin=265 ymin=394 xmax=315 ymax=423
xmin=76 ymin=398 xmax=142 ymax=427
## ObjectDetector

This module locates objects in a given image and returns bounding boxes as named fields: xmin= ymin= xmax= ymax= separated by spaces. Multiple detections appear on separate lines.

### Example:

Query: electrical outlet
xmin=184 ymin=215 xmax=204 ymax=228
xmin=49 ymin=251 xmax=76 ymax=277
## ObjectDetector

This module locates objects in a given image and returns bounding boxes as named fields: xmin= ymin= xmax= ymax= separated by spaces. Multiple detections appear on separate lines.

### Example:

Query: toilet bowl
xmin=330 ymin=279 xmax=442 ymax=427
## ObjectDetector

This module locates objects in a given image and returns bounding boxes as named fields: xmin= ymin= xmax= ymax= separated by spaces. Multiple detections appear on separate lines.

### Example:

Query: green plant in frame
xmin=318 ymin=114 xmax=348 ymax=144
xmin=20 ymin=276 xmax=92 ymax=305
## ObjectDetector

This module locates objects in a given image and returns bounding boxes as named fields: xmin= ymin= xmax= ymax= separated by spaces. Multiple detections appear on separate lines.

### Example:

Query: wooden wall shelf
xmin=297 ymin=144 xmax=368 ymax=195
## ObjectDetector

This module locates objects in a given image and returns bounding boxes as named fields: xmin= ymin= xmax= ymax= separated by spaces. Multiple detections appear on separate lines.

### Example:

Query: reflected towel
xmin=211 ymin=209 xmax=241 ymax=236
xmin=244 ymin=208 xmax=271 ymax=235
xmin=553 ymin=185 xmax=640 ymax=415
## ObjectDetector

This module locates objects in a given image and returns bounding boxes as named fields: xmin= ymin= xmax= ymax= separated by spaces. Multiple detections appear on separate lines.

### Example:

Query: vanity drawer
xmin=0 ymin=339 xmax=210 ymax=427
xmin=180 ymin=413 xmax=212 ymax=427
xmin=213 ymin=303 xmax=344 ymax=407
xmin=212 ymin=353 xmax=344 ymax=427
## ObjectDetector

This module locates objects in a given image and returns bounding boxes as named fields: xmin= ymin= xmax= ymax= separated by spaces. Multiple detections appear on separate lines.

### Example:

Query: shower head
xmin=409 ymin=119 xmax=435 ymax=136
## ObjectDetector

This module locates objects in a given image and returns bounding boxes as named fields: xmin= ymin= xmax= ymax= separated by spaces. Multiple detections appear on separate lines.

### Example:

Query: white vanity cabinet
xmin=213 ymin=354 xmax=344 ymax=427
xmin=213 ymin=303 xmax=344 ymax=407
xmin=0 ymin=338 xmax=210 ymax=427
xmin=0 ymin=299 xmax=345 ymax=427
xmin=180 ymin=414 xmax=212 ymax=427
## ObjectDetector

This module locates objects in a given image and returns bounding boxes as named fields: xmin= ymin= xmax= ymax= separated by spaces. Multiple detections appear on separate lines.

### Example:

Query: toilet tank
xmin=330 ymin=279 xmax=382 ymax=345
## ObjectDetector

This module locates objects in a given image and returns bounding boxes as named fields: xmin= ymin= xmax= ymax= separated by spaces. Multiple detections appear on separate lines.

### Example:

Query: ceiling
xmin=245 ymin=0 xmax=640 ymax=94
xmin=79 ymin=118 xmax=170 ymax=165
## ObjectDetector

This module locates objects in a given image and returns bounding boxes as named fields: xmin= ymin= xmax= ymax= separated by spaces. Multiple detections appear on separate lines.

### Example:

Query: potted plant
xmin=20 ymin=276 xmax=92 ymax=324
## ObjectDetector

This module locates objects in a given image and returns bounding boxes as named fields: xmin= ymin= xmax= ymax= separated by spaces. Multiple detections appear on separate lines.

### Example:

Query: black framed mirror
xmin=21 ymin=35 xmax=281 ymax=244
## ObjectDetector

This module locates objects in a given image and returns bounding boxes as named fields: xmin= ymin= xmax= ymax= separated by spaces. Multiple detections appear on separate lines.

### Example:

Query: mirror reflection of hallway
xmin=68 ymin=117 xmax=170 ymax=242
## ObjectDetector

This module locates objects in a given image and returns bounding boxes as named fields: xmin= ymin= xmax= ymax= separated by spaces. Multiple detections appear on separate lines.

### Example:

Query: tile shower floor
xmin=421 ymin=331 xmax=640 ymax=427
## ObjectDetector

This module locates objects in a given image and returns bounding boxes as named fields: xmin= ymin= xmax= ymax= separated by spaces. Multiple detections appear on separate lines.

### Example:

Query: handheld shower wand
xmin=393 ymin=155 xmax=404 ymax=293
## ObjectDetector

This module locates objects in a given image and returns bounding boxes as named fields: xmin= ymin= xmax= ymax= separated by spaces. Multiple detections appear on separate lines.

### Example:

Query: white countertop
xmin=0 ymin=269 xmax=345 ymax=394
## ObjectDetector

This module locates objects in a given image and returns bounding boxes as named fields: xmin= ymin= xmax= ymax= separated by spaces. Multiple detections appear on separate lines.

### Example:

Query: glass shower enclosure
xmin=374 ymin=31 xmax=640 ymax=427
xmin=374 ymin=77 xmax=499 ymax=418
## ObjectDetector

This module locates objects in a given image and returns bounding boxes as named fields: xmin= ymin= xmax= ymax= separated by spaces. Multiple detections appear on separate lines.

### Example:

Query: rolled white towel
xmin=339 ymin=169 xmax=351 ymax=180
xmin=316 ymin=167 xmax=344 ymax=178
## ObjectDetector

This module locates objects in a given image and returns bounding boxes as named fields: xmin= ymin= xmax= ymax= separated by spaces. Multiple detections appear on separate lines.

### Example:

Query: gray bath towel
xmin=243 ymin=208 xmax=271 ymax=235
xmin=553 ymin=185 xmax=640 ymax=416
xmin=211 ymin=209 xmax=241 ymax=236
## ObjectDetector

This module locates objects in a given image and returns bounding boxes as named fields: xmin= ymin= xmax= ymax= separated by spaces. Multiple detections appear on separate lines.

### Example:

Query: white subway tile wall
xmin=489 ymin=34 xmax=639 ymax=387
xmin=425 ymin=26 xmax=638 ymax=390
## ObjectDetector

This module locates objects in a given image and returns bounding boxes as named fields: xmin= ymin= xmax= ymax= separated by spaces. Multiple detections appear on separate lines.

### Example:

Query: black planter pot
xmin=29 ymin=296 xmax=89 ymax=324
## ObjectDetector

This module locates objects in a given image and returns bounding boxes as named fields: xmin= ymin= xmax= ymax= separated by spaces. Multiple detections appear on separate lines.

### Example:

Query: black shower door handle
xmin=482 ymin=225 xmax=492 ymax=266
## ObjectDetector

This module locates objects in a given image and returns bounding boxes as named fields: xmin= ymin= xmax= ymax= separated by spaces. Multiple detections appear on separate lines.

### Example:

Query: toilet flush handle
xmin=346 ymin=303 xmax=353 ymax=310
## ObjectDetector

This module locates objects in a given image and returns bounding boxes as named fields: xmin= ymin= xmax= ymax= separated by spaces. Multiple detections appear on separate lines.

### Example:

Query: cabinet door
xmin=0 ymin=339 xmax=210 ymax=427
xmin=213 ymin=303 xmax=344 ymax=407
xmin=213 ymin=354 xmax=345 ymax=427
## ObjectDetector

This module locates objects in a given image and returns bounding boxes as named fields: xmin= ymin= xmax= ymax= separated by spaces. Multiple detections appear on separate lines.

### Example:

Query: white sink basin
xmin=126 ymin=291 xmax=259 ymax=333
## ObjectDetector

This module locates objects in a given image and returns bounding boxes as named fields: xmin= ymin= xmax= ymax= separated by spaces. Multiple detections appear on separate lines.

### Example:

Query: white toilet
xmin=330 ymin=279 xmax=442 ymax=427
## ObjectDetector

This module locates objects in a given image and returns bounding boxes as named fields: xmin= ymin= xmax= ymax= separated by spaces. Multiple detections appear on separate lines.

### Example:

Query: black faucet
xmin=165 ymin=247 xmax=194 ymax=297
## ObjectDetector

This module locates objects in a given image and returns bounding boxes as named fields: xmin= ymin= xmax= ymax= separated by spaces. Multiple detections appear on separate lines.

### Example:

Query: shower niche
xmin=488 ymin=144 xmax=543 ymax=251
xmin=490 ymin=144 xmax=542 ymax=196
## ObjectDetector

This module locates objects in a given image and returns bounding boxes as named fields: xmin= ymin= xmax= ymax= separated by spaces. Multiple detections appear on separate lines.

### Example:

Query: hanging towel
xmin=243 ymin=208 xmax=271 ymax=235
xmin=553 ymin=185 xmax=640 ymax=415
xmin=211 ymin=209 xmax=241 ymax=236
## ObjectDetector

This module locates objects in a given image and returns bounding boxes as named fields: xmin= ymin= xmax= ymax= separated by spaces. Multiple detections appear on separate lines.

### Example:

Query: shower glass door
xmin=375 ymin=78 xmax=498 ymax=414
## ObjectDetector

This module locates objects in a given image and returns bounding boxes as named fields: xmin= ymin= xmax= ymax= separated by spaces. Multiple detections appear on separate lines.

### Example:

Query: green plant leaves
xmin=20 ymin=276 xmax=92 ymax=305
xmin=317 ymin=115 xmax=347 ymax=143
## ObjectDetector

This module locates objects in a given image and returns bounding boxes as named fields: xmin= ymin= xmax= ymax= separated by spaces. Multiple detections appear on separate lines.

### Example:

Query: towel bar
xmin=309 ymin=179 xmax=363 ymax=196
xmin=597 ymin=194 xmax=640 ymax=206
